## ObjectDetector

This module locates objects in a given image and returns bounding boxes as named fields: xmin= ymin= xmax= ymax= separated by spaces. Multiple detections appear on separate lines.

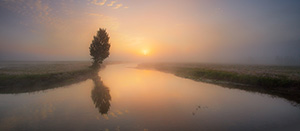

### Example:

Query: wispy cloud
xmin=87 ymin=13 xmax=103 ymax=17
xmin=1 ymin=0 xmax=59 ymax=26
xmin=91 ymin=0 xmax=106 ymax=6
xmin=107 ymin=1 xmax=116 ymax=7
xmin=0 ymin=0 xmax=123 ymax=61
xmin=89 ymin=0 xmax=127 ymax=9
xmin=113 ymin=4 xmax=122 ymax=9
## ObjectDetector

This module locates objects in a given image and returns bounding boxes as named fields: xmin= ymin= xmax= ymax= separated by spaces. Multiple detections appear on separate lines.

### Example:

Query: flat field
xmin=0 ymin=61 xmax=91 ymax=75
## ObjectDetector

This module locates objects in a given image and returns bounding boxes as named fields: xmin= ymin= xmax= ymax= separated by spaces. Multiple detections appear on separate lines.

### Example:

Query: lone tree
xmin=89 ymin=28 xmax=111 ymax=69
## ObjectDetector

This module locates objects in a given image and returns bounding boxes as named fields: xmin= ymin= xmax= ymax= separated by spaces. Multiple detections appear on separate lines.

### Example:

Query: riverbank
xmin=137 ymin=63 xmax=300 ymax=104
xmin=0 ymin=61 xmax=97 ymax=93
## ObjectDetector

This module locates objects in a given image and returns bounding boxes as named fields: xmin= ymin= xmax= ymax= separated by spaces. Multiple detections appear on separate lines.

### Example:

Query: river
xmin=0 ymin=64 xmax=299 ymax=130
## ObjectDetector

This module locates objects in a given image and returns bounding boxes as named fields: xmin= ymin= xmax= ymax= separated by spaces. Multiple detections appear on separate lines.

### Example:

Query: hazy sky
xmin=0 ymin=0 xmax=300 ymax=64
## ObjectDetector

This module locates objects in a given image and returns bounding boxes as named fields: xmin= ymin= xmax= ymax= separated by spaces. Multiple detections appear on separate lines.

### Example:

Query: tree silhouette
xmin=89 ymin=28 xmax=111 ymax=69
xmin=91 ymin=74 xmax=111 ymax=114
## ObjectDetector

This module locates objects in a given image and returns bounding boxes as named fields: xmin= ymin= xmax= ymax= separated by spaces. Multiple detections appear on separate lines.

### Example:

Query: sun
xmin=141 ymin=49 xmax=149 ymax=56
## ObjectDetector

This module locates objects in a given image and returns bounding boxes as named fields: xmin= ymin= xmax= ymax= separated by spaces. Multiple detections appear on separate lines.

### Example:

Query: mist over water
xmin=0 ymin=1 xmax=300 ymax=130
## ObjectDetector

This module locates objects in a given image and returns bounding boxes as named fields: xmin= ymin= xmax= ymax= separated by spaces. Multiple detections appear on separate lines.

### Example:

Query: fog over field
xmin=1 ymin=1 xmax=300 ymax=130
xmin=0 ymin=0 xmax=300 ymax=65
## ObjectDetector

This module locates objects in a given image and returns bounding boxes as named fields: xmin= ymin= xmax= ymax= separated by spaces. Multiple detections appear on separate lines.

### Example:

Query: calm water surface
xmin=0 ymin=64 xmax=300 ymax=130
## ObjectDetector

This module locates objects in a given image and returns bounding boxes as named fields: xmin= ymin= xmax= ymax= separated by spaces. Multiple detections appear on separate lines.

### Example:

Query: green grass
xmin=0 ymin=61 xmax=119 ymax=93
xmin=139 ymin=63 xmax=300 ymax=88
xmin=138 ymin=63 xmax=300 ymax=104
xmin=0 ymin=68 xmax=96 ymax=93
xmin=172 ymin=67 xmax=299 ymax=88
xmin=0 ymin=68 xmax=91 ymax=85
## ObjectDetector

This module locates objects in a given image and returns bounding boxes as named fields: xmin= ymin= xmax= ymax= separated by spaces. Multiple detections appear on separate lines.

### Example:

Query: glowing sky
xmin=0 ymin=0 xmax=300 ymax=64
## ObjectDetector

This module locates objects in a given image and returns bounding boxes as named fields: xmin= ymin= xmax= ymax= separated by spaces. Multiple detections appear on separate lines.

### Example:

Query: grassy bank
xmin=0 ymin=68 xmax=96 ymax=94
xmin=0 ymin=61 xmax=98 ymax=93
xmin=137 ymin=63 xmax=300 ymax=104
xmin=171 ymin=67 xmax=299 ymax=88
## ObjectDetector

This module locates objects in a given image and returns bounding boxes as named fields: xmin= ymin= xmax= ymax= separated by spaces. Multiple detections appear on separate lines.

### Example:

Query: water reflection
xmin=0 ymin=67 xmax=113 ymax=115
xmin=91 ymin=74 xmax=111 ymax=115
xmin=0 ymin=64 xmax=300 ymax=130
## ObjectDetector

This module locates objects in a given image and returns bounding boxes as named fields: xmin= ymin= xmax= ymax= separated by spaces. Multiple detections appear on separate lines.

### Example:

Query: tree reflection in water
xmin=91 ymin=74 xmax=111 ymax=115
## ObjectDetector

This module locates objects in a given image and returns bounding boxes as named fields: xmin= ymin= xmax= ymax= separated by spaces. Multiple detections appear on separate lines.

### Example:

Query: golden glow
xmin=141 ymin=49 xmax=149 ymax=56
xmin=98 ymin=64 xmax=221 ymax=119
xmin=2 ymin=0 xmax=282 ymax=62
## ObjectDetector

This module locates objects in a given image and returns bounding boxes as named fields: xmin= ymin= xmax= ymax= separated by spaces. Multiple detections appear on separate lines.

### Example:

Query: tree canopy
xmin=89 ymin=28 xmax=111 ymax=69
